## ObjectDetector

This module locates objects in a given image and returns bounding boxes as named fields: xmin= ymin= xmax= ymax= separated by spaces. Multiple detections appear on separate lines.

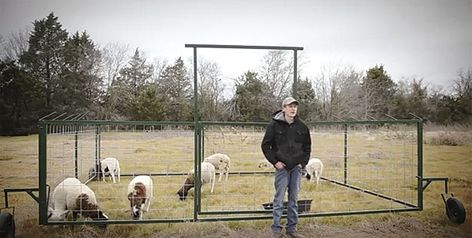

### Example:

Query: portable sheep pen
xmin=1 ymin=44 xmax=466 ymax=231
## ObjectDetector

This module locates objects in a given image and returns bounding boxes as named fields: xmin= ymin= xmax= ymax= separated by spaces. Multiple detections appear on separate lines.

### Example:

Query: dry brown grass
xmin=0 ymin=125 xmax=471 ymax=238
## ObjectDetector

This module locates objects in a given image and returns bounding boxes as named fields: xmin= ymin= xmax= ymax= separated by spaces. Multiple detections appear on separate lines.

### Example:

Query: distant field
xmin=0 ymin=125 xmax=470 ymax=237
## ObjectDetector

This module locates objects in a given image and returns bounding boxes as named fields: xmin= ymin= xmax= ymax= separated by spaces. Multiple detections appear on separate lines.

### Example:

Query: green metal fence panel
xmin=38 ymin=119 xmax=422 ymax=225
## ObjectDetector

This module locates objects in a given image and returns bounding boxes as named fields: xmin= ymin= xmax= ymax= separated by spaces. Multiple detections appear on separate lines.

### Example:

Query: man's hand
xmin=274 ymin=161 xmax=286 ymax=170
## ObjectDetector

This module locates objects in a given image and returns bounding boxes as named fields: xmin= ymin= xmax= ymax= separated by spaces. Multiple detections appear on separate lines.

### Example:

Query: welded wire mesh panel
xmin=200 ymin=121 xmax=419 ymax=217
xmin=46 ymin=124 xmax=97 ymax=188
xmin=45 ymin=122 xmax=197 ymax=222
xmin=303 ymin=123 xmax=418 ymax=214
xmin=201 ymin=124 xmax=274 ymax=213
xmin=42 ymin=120 xmax=419 ymax=223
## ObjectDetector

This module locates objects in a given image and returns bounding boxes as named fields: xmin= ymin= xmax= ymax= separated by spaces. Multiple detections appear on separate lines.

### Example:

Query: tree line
xmin=1 ymin=13 xmax=471 ymax=135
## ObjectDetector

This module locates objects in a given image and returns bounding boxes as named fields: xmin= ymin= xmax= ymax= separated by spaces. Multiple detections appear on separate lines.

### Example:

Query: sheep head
xmin=302 ymin=169 xmax=311 ymax=180
xmin=177 ymin=177 xmax=195 ymax=201
xmin=128 ymin=182 xmax=147 ymax=219
xmin=48 ymin=207 xmax=69 ymax=221
xmin=75 ymin=193 xmax=109 ymax=220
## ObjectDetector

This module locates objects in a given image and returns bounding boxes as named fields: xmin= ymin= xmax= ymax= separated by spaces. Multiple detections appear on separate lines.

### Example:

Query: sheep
xmin=100 ymin=157 xmax=121 ymax=183
xmin=87 ymin=157 xmax=120 ymax=183
xmin=302 ymin=158 xmax=324 ymax=184
xmin=203 ymin=153 xmax=231 ymax=182
xmin=48 ymin=177 xmax=108 ymax=221
xmin=127 ymin=175 xmax=153 ymax=220
xmin=177 ymin=162 xmax=216 ymax=201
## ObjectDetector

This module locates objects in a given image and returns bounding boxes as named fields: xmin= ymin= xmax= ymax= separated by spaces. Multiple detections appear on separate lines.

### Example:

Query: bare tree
xmin=196 ymin=58 xmax=225 ymax=120
xmin=453 ymin=67 xmax=472 ymax=98
xmin=453 ymin=67 xmax=472 ymax=122
xmin=150 ymin=57 xmax=168 ymax=84
xmin=100 ymin=42 xmax=131 ymax=96
xmin=0 ymin=27 xmax=30 ymax=61
xmin=258 ymin=51 xmax=294 ymax=99
xmin=313 ymin=65 xmax=363 ymax=120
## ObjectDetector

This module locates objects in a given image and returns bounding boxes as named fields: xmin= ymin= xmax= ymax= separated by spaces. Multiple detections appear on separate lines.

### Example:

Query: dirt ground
xmin=146 ymin=216 xmax=471 ymax=238
xmin=29 ymin=214 xmax=467 ymax=238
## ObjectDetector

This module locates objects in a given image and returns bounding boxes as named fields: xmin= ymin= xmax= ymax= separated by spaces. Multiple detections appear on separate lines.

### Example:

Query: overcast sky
xmin=1 ymin=0 xmax=471 ymax=90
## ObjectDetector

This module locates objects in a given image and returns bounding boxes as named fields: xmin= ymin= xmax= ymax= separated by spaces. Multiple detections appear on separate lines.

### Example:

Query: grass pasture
xmin=0 ymin=123 xmax=471 ymax=237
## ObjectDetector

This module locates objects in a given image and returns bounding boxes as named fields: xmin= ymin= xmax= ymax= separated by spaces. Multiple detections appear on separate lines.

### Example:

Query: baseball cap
xmin=282 ymin=97 xmax=299 ymax=107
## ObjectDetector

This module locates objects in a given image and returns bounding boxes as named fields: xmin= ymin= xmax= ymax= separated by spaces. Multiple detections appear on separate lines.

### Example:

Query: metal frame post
xmin=417 ymin=120 xmax=424 ymax=209
xmin=38 ymin=122 xmax=48 ymax=225
xmin=344 ymin=123 xmax=348 ymax=184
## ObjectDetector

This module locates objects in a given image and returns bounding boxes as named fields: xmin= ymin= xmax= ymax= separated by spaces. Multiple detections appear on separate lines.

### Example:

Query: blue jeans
xmin=271 ymin=165 xmax=302 ymax=233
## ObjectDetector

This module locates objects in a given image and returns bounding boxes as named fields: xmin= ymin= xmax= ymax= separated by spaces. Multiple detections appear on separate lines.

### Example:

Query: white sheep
xmin=177 ymin=162 xmax=216 ymax=200
xmin=127 ymin=175 xmax=153 ymax=220
xmin=48 ymin=177 xmax=108 ymax=221
xmin=100 ymin=157 xmax=121 ymax=183
xmin=203 ymin=153 xmax=231 ymax=182
xmin=303 ymin=158 xmax=324 ymax=184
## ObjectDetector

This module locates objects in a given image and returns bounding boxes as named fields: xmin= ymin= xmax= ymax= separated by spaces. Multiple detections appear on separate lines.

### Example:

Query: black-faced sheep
xmin=302 ymin=158 xmax=324 ymax=184
xmin=100 ymin=157 xmax=121 ymax=183
xmin=88 ymin=157 xmax=121 ymax=183
xmin=127 ymin=175 xmax=153 ymax=220
xmin=177 ymin=162 xmax=215 ymax=201
xmin=203 ymin=153 xmax=230 ymax=182
xmin=48 ymin=177 xmax=108 ymax=221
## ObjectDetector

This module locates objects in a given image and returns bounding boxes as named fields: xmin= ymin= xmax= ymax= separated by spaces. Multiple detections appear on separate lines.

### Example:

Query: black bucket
xmin=262 ymin=199 xmax=312 ymax=213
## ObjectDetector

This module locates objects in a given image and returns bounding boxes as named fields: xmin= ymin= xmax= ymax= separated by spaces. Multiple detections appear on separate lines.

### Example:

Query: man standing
xmin=261 ymin=96 xmax=311 ymax=238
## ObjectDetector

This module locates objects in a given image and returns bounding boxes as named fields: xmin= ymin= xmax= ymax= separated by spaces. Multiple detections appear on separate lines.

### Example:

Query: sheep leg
xmin=210 ymin=173 xmax=215 ymax=193
xmin=317 ymin=169 xmax=323 ymax=184
xmin=144 ymin=197 xmax=151 ymax=212
xmin=101 ymin=168 xmax=106 ymax=182
xmin=218 ymin=171 xmax=223 ymax=182
xmin=225 ymin=168 xmax=229 ymax=182
xmin=117 ymin=167 xmax=121 ymax=182
xmin=111 ymin=172 xmax=116 ymax=183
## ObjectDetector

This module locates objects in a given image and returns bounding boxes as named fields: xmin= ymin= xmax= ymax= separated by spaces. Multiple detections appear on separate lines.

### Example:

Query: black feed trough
xmin=262 ymin=199 xmax=312 ymax=214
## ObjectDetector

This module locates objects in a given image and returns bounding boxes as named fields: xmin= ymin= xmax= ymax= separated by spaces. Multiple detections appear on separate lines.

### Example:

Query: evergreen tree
xmin=158 ymin=57 xmax=192 ymax=121
xmin=133 ymin=85 xmax=166 ymax=120
xmin=20 ymin=12 xmax=68 ymax=111
xmin=361 ymin=65 xmax=396 ymax=119
xmin=59 ymin=31 xmax=102 ymax=114
xmin=295 ymin=77 xmax=319 ymax=121
xmin=234 ymin=71 xmax=273 ymax=121
xmin=0 ymin=60 xmax=41 ymax=134
xmin=111 ymin=48 xmax=153 ymax=119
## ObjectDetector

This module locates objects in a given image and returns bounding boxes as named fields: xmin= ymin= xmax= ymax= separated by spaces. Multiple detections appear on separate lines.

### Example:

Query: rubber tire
xmin=446 ymin=197 xmax=466 ymax=224
xmin=0 ymin=212 xmax=15 ymax=238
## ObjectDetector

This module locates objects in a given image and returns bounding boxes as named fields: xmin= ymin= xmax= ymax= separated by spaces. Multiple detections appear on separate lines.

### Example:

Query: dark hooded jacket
xmin=261 ymin=110 xmax=311 ymax=170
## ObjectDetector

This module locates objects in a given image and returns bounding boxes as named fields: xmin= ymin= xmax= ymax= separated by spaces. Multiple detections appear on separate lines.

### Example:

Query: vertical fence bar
xmin=98 ymin=125 xmax=101 ymax=165
xmin=417 ymin=120 xmax=424 ymax=209
xmin=192 ymin=46 xmax=199 ymax=222
xmin=343 ymin=123 xmax=348 ymax=184
xmin=74 ymin=124 xmax=79 ymax=179
xmin=95 ymin=125 xmax=99 ymax=169
xmin=95 ymin=124 xmax=101 ymax=181
xmin=38 ymin=122 xmax=48 ymax=225
xmin=293 ymin=50 xmax=298 ymax=98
